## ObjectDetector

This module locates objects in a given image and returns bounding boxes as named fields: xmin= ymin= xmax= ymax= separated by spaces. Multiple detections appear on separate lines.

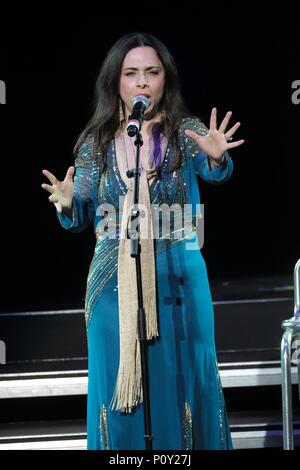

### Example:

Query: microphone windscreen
xmin=132 ymin=95 xmax=150 ymax=109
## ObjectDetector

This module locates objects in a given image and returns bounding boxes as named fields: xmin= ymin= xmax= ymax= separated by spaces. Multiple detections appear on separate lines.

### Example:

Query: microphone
xmin=127 ymin=95 xmax=150 ymax=137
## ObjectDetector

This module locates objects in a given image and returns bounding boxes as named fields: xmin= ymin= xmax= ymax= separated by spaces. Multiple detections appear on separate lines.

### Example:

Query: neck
xmin=120 ymin=111 xmax=162 ymax=137
xmin=142 ymin=116 xmax=161 ymax=135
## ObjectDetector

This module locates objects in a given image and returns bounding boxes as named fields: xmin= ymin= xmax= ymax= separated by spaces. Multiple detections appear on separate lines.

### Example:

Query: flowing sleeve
xmin=56 ymin=135 xmax=100 ymax=232
xmin=179 ymin=116 xmax=233 ymax=185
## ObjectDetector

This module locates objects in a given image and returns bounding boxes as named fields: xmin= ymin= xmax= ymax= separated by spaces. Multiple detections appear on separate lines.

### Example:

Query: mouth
xmin=137 ymin=93 xmax=151 ymax=99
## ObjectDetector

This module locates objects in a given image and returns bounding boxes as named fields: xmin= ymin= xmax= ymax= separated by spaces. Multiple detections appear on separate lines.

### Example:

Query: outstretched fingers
xmin=41 ymin=183 xmax=55 ymax=194
xmin=48 ymin=193 xmax=59 ymax=203
xmin=224 ymin=122 xmax=241 ymax=140
xmin=209 ymin=107 xmax=217 ymax=130
xmin=42 ymin=169 xmax=58 ymax=185
xmin=226 ymin=139 xmax=245 ymax=149
xmin=64 ymin=166 xmax=75 ymax=181
xmin=219 ymin=111 xmax=232 ymax=134
xmin=184 ymin=129 xmax=203 ymax=144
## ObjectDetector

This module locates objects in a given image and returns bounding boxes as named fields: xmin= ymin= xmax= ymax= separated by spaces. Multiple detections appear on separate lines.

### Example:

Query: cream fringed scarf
xmin=109 ymin=122 xmax=168 ymax=413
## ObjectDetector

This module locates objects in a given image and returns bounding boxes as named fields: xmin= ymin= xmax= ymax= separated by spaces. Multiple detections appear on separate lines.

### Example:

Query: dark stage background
xmin=0 ymin=10 xmax=299 ymax=313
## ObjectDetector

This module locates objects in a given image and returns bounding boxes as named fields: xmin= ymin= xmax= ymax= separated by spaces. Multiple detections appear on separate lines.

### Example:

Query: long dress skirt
xmin=86 ymin=237 xmax=233 ymax=450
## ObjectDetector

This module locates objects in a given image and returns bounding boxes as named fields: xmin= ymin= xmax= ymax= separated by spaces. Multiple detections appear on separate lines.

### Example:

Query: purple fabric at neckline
xmin=150 ymin=122 xmax=163 ymax=168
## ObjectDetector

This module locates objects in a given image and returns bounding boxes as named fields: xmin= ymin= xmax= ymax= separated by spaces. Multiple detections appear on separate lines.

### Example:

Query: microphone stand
xmin=126 ymin=130 xmax=153 ymax=451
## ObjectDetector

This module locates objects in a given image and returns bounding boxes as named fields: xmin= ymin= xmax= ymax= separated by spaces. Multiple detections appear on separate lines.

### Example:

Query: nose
xmin=137 ymin=73 xmax=149 ymax=87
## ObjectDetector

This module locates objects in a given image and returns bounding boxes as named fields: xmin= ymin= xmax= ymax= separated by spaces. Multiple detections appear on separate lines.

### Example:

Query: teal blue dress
xmin=56 ymin=117 xmax=234 ymax=450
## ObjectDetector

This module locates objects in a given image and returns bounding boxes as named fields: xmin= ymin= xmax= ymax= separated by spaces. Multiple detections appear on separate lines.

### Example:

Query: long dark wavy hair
xmin=73 ymin=32 xmax=191 ymax=171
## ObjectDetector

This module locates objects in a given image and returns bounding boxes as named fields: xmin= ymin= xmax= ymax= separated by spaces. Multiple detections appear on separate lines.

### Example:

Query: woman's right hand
xmin=41 ymin=166 xmax=75 ymax=213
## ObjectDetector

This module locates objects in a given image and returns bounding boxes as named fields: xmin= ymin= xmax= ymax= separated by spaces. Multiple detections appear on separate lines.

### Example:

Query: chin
xmin=144 ymin=105 xmax=158 ymax=120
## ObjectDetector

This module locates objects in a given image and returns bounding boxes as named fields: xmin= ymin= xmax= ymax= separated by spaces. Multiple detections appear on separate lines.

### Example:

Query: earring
xmin=119 ymin=98 xmax=125 ymax=123
xmin=161 ymin=108 xmax=167 ymax=120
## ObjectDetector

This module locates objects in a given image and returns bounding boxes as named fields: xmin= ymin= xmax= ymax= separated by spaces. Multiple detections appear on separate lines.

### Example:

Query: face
xmin=119 ymin=46 xmax=165 ymax=121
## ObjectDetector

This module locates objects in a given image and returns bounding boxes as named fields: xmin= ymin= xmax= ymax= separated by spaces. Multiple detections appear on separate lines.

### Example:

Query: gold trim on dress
xmin=99 ymin=403 xmax=110 ymax=449
xmin=183 ymin=401 xmax=193 ymax=450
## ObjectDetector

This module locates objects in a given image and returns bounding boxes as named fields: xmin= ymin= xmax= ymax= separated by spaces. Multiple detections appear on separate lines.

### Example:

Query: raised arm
xmin=41 ymin=135 xmax=100 ymax=233
xmin=180 ymin=109 xmax=244 ymax=184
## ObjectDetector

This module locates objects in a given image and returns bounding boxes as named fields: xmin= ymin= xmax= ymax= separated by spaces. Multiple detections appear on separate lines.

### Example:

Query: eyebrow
xmin=123 ymin=66 xmax=161 ymax=71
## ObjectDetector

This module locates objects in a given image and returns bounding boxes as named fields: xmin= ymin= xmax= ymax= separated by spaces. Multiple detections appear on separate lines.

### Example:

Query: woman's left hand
xmin=184 ymin=107 xmax=245 ymax=162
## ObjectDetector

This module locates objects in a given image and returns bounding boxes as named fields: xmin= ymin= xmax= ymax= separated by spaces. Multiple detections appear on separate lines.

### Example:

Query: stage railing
xmin=281 ymin=258 xmax=300 ymax=450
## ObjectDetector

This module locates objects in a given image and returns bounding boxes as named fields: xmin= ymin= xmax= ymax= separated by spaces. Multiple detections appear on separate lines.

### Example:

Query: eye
xmin=125 ymin=72 xmax=135 ymax=76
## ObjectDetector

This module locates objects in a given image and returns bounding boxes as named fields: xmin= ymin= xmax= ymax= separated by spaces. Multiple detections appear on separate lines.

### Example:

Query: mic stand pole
xmin=126 ymin=130 xmax=153 ymax=451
